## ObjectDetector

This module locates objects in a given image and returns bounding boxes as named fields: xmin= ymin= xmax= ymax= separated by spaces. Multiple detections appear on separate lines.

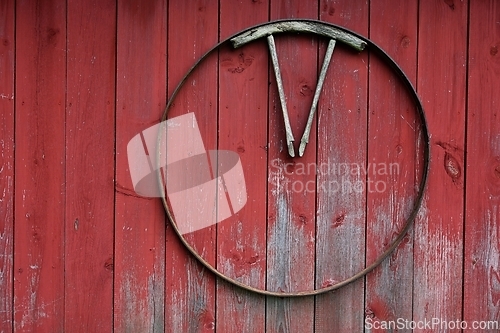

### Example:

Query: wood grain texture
xmin=464 ymin=0 xmax=500 ymax=329
xmin=315 ymin=2 xmax=368 ymax=332
xmin=266 ymin=1 xmax=317 ymax=332
xmin=114 ymin=1 xmax=166 ymax=331
xmin=65 ymin=0 xmax=116 ymax=331
xmin=413 ymin=0 xmax=467 ymax=328
xmin=216 ymin=0 xmax=268 ymax=332
xmin=2 ymin=1 xmax=500 ymax=331
xmin=0 ymin=0 xmax=14 ymax=331
xmin=165 ymin=1 xmax=218 ymax=332
xmin=14 ymin=0 xmax=66 ymax=331
xmin=365 ymin=1 xmax=418 ymax=331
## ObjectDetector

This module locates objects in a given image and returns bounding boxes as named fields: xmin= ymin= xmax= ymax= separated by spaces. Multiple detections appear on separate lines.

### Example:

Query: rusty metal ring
xmin=158 ymin=19 xmax=430 ymax=297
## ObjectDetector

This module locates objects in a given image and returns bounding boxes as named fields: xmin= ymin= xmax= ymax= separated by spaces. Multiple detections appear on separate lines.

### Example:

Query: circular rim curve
xmin=157 ymin=19 xmax=430 ymax=297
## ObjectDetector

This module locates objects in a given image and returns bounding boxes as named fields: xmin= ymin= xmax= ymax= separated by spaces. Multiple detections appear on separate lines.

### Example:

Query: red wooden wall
xmin=1 ymin=0 xmax=500 ymax=332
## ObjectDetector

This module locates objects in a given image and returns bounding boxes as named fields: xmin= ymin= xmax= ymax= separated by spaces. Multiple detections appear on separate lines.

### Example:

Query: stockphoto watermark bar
xmin=365 ymin=317 xmax=500 ymax=331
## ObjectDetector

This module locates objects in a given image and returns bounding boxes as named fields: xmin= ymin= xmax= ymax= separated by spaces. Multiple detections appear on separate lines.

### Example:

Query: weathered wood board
xmin=14 ymin=0 xmax=66 ymax=331
xmin=0 ymin=1 xmax=14 ymax=331
xmin=115 ymin=1 xmax=166 ymax=332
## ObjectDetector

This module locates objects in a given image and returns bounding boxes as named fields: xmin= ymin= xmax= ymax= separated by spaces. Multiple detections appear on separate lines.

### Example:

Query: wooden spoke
xmin=267 ymin=34 xmax=296 ymax=157
xmin=299 ymin=38 xmax=336 ymax=157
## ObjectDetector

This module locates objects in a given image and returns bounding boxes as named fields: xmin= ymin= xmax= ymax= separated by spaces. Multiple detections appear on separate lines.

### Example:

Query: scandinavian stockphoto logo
xmin=127 ymin=113 xmax=247 ymax=235
xmin=269 ymin=158 xmax=400 ymax=195
xmin=126 ymin=113 xmax=399 ymax=235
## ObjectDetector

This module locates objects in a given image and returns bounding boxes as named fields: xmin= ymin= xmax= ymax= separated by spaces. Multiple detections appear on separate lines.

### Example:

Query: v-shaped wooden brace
xmin=231 ymin=21 xmax=366 ymax=158
xmin=267 ymin=35 xmax=336 ymax=157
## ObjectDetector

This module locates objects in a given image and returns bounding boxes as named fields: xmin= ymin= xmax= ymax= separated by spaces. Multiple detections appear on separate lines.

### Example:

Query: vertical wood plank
xmin=414 ymin=0 xmax=467 ymax=327
xmin=365 ymin=0 xmax=418 ymax=330
xmin=14 ymin=0 xmax=66 ymax=331
xmin=0 ymin=0 xmax=15 ymax=331
xmin=266 ymin=1 xmax=317 ymax=332
xmin=65 ymin=0 xmax=116 ymax=331
xmin=315 ymin=2 xmax=368 ymax=332
xmin=216 ymin=0 xmax=268 ymax=332
xmin=115 ymin=1 xmax=166 ymax=331
xmin=165 ymin=1 xmax=218 ymax=332
xmin=464 ymin=0 xmax=500 ymax=328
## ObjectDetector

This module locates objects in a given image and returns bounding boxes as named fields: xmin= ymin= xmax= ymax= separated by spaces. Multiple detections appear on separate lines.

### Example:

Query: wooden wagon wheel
xmin=157 ymin=19 xmax=430 ymax=297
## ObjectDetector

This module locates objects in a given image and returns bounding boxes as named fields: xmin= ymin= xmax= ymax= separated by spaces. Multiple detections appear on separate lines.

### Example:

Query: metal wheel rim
xmin=157 ymin=19 xmax=431 ymax=297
